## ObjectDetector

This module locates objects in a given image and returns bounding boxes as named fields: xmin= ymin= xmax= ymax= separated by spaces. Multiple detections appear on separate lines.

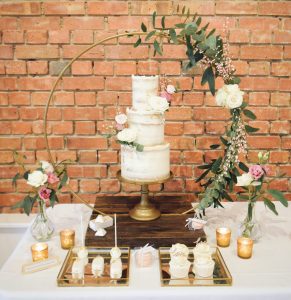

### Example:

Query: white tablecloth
xmin=0 ymin=202 xmax=291 ymax=300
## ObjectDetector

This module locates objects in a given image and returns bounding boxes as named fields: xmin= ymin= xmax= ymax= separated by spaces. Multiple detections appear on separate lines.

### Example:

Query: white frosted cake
xmin=120 ymin=75 xmax=170 ymax=182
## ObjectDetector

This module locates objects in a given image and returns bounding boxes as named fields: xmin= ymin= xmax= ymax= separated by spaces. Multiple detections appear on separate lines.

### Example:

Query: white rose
xmin=27 ymin=170 xmax=48 ymax=187
xmin=117 ymin=128 xmax=137 ymax=143
xmin=216 ymin=84 xmax=244 ymax=109
xmin=115 ymin=113 xmax=127 ymax=125
xmin=41 ymin=161 xmax=54 ymax=174
xmin=166 ymin=84 xmax=176 ymax=94
xmin=148 ymin=96 xmax=169 ymax=112
xmin=236 ymin=173 xmax=253 ymax=187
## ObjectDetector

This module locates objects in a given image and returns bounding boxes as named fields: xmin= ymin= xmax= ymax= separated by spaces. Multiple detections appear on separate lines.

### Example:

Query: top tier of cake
xmin=132 ymin=75 xmax=159 ymax=111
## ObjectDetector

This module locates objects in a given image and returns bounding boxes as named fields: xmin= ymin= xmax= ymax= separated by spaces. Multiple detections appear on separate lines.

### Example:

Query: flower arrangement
xmin=12 ymin=153 xmax=68 ymax=215
xmin=159 ymin=76 xmax=177 ymax=105
xmin=236 ymin=152 xmax=288 ymax=239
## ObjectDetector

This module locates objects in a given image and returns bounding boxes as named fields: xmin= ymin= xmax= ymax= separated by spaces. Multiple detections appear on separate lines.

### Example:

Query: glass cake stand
xmin=117 ymin=170 xmax=173 ymax=221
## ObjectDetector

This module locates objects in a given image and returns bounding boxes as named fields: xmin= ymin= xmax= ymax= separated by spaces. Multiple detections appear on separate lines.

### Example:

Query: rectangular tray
xmin=159 ymin=247 xmax=232 ymax=287
xmin=57 ymin=247 xmax=130 ymax=287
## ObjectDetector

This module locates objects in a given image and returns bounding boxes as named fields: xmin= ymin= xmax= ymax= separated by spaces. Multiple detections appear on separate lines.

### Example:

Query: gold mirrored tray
xmin=57 ymin=247 xmax=130 ymax=287
xmin=159 ymin=247 xmax=232 ymax=287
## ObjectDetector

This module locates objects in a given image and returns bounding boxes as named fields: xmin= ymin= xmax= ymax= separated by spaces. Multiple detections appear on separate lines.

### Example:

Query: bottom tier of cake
xmin=120 ymin=143 xmax=170 ymax=182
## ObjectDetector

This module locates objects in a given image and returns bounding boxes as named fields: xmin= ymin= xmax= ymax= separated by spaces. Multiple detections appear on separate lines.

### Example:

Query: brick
xmin=0 ymin=107 xmax=18 ymax=120
xmin=97 ymin=91 xmax=118 ymax=105
xmin=131 ymin=1 xmax=172 ymax=15
xmin=49 ymin=30 xmax=70 ymax=44
xmin=184 ymin=151 xmax=204 ymax=164
xmin=63 ymin=17 xmax=103 ymax=30
xmin=184 ymin=123 xmax=204 ymax=135
xmin=5 ymin=61 xmax=26 ymax=75
xmin=280 ymin=108 xmax=291 ymax=121
xmin=248 ymin=121 xmax=269 ymax=134
xmin=206 ymin=122 xmax=226 ymax=134
xmin=98 ymin=151 xmax=118 ymax=163
xmin=193 ymin=108 xmax=230 ymax=121
xmin=80 ymin=179 xmax=99 ymax=193
xmin=251 ymin=30 xmax=272 ymax=44
xmin=258 ymin=1 xmax=291 ymax=16
xmin=250 ymin=107 xmax=277 ymax=120
xmin=49 ymin=60 xmax=71 ymax=76
xmin=105 ymin=77 xmax=131 ymax=91
xmin=63 ymin=108 xmax=103 ymax=120
xmin=165 ymin=107 xmax=192 ymax=121
xmin=8 ymin=92 xmax=30 ymax=106
xmin=270 ymin=121 xmax=290 ymax=134
xmin=229 ymin=29 xmax=249 ymax=43
xmin=196 ymin=137 xmax=220 ymax=149
xmin=271 ymin=93 xmax=290 ymax=106
xmin=170 ymin=151 xmax=182 ymax=164
xmin=56 ymin=151 xmax=77 ymax=162
xmin=248 ymin=92 xmax=270 ymax=106
xmin=72 ymin=30 xmax=94 ymax=44
xmin=171 ymin=165 xmax=193 ymax=177
xmin=0 ymin=138 xmax=21 ymax=149
xmin=53 ymin=92 xmax=74 ymax=106
xmin=0 ymin=45 xmax=13 ymax=59
xmin=62 ymin=45 xmax=104 ymax=59
xmin=75 ymin=121 xmax=96 ymax=135
xmin=88 ymin=1 xmax=128 ymax=15
xmin=63 ymin=77 xmax=104 ymax=91
xmin=239 ymin=17 xmax=280 ymax=30
xmin=75 ymin=92 xmax=96 ymax=106
xmin=18 ymin=78 xmax=56 ymax=91
xmin=271 ymin=62 xmax=291 ymax=76
xmin=216 ymin=1 xmax=257 ymax=15
xmin=0 ymin=93 xmax=8 ymax=106
xmin=72 ymin=61 xmax=93 ymax=75
xmin=174 ymin=1 xmax=215 ymax=16
xmin=0 ymin=2 xmax=41 ymax=15
xmin=273 ymin=30 xmax=291 ymax=44
xmin=137 ymin=61 xmax=158 ymax=75
xmin=269 ymin=151 xmax=290 ymax=163
xmin=247 ymin=136 xmax=281 ymax=149
xmin=27 ymin=61 xmax=48 ymax=75
xmin=282 ymin=137 xmax=291 ymax=149
xmin=105 ymin=45 xmax=148 ymax=60
xmin=249 ymin=62 xmax=270 ymax=76
xmin=115 ymin=61 xmax=136 ymax=76
xmin=24 ymin=137 xmax=64 ymax=150
xmin=183 ymin=92 xmax=204 ymax=106
xmin=165 ymin=136 xmax=194 ymax=150
xmin=0 ymin=78 xmax=17 ymax=90
xmin=52 ymin=121 xmax=73 ymax=135
xmin=279 ymin=79 xmax=291 ymax=91
xmin=165 ymin=122 xmax=184 ymax=135
xmin=0 ymin=151 xmax=14 ymax=163
xmin=164 ymin=179 xmax=183 ymax=192
xmin=31 ymin=92 xmax=49 ymax=106
xmin=100 ymin=179 xmax=120 ymax=193
xmin=160 ymin=61 xmax=181 ymax=75
xmin=94 ymin=61 xmax=114 ymax=76
xmin=0 ymin=17 xmax=17 ymax=29
xmin=79 ymin=151 xmax=97 ymax=163
xmin=241 ymin=45 xmax=282 ymax=60
xmin=11 ymin=121 xmax=32 ymax=134
xmin=233 ymin=60 xmax=249 ymax=75
xmin=26 ymin=30 xmax=47 ymax=44
xmin=44 ymin=2 xmax=85 ymax=15
xmin=15 ymin=45 xmax=59 ymax=59
xmin=108 ymin=16 xmax=148 ymax=30
xmin=20 ymin=17 xmax=61 ymax=30
xmin=2 ymin=30 xmax=24 ymax=43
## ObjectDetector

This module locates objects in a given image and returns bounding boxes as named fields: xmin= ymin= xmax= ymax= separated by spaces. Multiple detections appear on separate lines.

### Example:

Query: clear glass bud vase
xmin=30 ymin=199 xmax=54 ymax=241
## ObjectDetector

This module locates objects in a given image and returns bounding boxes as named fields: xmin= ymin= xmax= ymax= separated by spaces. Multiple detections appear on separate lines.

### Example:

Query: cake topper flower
xmin=159 ymin=76 xmax=177 ymax=105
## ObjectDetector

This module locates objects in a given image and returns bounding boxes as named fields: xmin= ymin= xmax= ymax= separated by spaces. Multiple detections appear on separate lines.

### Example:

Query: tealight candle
xmin=237 ymin=237 xmax=253 ymax=259
xmin=216 ymin=227 xmax=231 ymax=247
xmin=31 ymin=243 xmax=48 ymax=262
xmin=60 ymin=229 xmax=75 ymax=249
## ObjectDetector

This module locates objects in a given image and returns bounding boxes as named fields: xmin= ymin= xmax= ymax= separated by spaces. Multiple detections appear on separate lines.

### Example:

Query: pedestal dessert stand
xmin=117 ymin=171 xmax=173 ymax=221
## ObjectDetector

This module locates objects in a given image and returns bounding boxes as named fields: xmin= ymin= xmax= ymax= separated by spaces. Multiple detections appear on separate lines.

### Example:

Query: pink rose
xmin=47 ymin=172 xmax=59 ymax=184
xmin=249 ymin=165 xmax=264 ymax=180
xmin=38 ymin=187 xmax=51 ymax=201
xmin=116 ymin=123 xmax=124 ymax=131
xmin=160 ymin=91 xmax=172 ymax=102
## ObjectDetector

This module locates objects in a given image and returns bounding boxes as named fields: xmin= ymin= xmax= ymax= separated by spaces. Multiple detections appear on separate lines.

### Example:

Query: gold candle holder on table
xmin=31 ymin=243 xmax=48 ymax=262
xmin=60 ymin=229 xmax=75 ymax=249
xmin=237 ymin=237 xmax=253 ymax=259
xmin=216 ymin=227 xmax=231 ymax=247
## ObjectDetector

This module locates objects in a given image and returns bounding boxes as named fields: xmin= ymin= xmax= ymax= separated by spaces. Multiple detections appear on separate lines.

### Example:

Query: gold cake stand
xmin=117 ymin=170 xmax=173 ymax=221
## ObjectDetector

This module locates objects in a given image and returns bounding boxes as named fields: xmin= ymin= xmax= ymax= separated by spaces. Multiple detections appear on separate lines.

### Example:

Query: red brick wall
xmin=0 ymin=1 xmax=290 ymax=212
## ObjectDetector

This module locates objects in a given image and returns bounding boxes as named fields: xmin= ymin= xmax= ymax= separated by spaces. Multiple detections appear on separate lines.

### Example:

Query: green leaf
xmin=23 ymin=195 xmax=34 ymax=216
xmin=12 ymin=199 xmax=24 ymax=210
xmin=240 ymin=101 xmax=248 ymax=109
xmin=245 ymin=125 xmax=259 ymax=133
xmin=267 ymin=189 xmax=288 ymax=207
xmin=220 ymin=136 xmax=228 ymax=146
xmin=196 ymin=16 xmax=202 ymax=27
xmin=211 ymin=157 xmax=222 ymax=173
xmin=175 ymin=23 xmax=186 ymax=28
xmin=141 ymin=22 xmax=147 ymax=32
xmin=201 ymin=66 xmax=215 ymax=96
xmin=205 ymin=35 xmax=216 ymax=50
xmin=247 ymin=203 xmax=253 ymax=220
xmin=58 ymin=171 xmax=68 ymax=190
xmin=239 ymin=162 xmax=249 ymax=172
xmin=23 ymin=171 xmax=30 ymax=180
xmin=161 ymin=16 xmax=165 ymax=29
xmin=12 ymin=173 xmax=21 ymax=187
xmin=243 ymin=109 xmax=256 ymax=120
xmin=228 ymin=76 xmax=241 ymax=84
xmin=153 ymin=40 xmax=162 ymax=55
xmin=134 ymin=37 xmax=141 ymax=48
xmin=50 ymin=190 xmax=58 ymax=207
xmin=210 ymin=144 xmax=220 ymax=149
xmin=237 ymin=194 xmax=249 ymax=200
xmin=264 ymin=198 xmax=278 ymax=215
xmin=207 ymin=28 xmax=216 ymax=38
xmin=222 ymin=191 xmax=233 ymax=202
xmin=169 ymin=28 xmax=178 ymax=44
xmin=195 ymin=168 xmax=211 ymax=183
xmin=198 ymin=164 xmax=212 ymax=170
xmin=145 ymin=30 xmax=156 ymax=41
xmin=152 ymin=11 xmax=156 ymax=28
xmin=182 ymin=5 xmax=186 ymax=14
xmin=136 ymin=144 xmax=144 ymax=152
xmin=176 ymin=4 xmax=180 ymax=13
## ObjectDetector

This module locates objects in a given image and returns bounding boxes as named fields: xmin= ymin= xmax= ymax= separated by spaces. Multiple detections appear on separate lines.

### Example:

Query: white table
xmin=0 ymin=202 xmax=291 ymax=300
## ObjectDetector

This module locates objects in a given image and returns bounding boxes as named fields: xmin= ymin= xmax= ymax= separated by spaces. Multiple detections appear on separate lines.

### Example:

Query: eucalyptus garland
xmin=133 ymin=7 xmax=260 ymax=213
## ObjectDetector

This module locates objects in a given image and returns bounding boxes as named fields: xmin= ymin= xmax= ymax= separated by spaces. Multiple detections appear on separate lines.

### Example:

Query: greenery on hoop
xmin=133 ymin=6 xmax=263 ymax=213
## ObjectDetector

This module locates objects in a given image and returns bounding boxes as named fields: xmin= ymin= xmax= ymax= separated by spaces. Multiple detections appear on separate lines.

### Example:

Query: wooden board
xmin=85 ymin=195 xmax=206 ymax=248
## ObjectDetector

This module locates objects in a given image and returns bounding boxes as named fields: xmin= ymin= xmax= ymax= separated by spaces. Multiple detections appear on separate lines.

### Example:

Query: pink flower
xmin=116 ymin=123 xmax=124 ymax=131
xmin=160 ymin=91 xmax=172 ymax=102
xmin=47 ymin=172 xmax=59 ymax=184
xmin=38 ymin=187 xmax=51 ymax=201
xmin=249 ymin=165 xmax=264 ymax=180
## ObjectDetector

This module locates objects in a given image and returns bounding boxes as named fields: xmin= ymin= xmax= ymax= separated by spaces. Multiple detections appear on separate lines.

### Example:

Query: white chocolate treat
xmin=110 ymin=247 xmax=121 ymax=259
xmin=193 ymin=242 xmax=211 ymax=259
xmin=72 ymin=259 xmax=84 ymax=280
xmin=127 ymin=108 xmax=164 ymax=146
xmin=89 ymin=215 xmax=113 ymax=231
xmin=77 ymin=247 xmax=88 ymax=266
xmin=95 ymin=228 xmax=107 ymax=237
xmin=110 ymin=258 xmax=122 ymax=279
xmin=92 ymin=256 xmax=104 ymax=277
xmin=132 ymin=75 xmax=159 ymax=110
xmin=121 ymin=143 xmax=170 ymax=181
xmin=169 ymin=256 xmax=191 ymax=279
xmin=170 ymin=243 xmax=190 ymax=259
xmin=193 ymin=242 xmax=215 ymax=278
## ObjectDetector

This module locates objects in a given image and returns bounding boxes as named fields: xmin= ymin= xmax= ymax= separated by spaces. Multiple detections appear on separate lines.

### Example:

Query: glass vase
xmin=239 ymin=201 xmax=262 ymax=242
xmin=30 ymin=200 xmax=54 ymax=242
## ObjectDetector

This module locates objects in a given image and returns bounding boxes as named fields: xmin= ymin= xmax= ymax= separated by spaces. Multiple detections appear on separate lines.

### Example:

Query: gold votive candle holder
xmin=216 ymin=227 xmax=231 ymax=247
xmin=237 ymin=237 xmax=253 ymax=259
xmin=31 ymin=243 xmax=48 ymax=262
xmin=60 ymin=229 xmax=75 ymax=249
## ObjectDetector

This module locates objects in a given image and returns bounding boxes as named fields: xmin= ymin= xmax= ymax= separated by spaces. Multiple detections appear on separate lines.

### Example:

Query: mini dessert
xmin=89 ymin=214 xmax=113 ymax=231
xmin=77 ymin=247 xmax=89 ymax=266
xmin=135 ymin=244 xmax=155 ymax=268
xmin=193 ymin=242 xmax=215 ymax=278
xmin=169 ymin=243 xmax=191 ymax=279
xmin=95 ymin=228 xmax=107 ymax=237
xmin=92 ymin=255 xmax=104 ymax=277
xmin=72 ymin=259 xmax=84 ymax=280
xmin=110 ymin=247 xmax=122 ymax=279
